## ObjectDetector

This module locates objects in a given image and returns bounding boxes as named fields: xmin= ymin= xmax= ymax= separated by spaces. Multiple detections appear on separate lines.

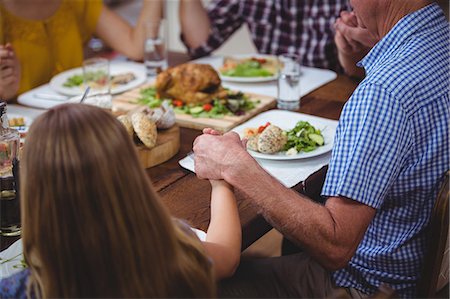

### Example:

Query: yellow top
xmin=0 ymin=0 xmax=103 ymax=95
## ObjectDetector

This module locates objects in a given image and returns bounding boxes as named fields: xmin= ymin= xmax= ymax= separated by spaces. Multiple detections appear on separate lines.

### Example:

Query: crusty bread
xmin=257 ymin=125 xmax=287 ymax=154
xmin=131 ymin=112 xmax=157 ymax=149
xmin=117 ymin=115 xmax=134 ymax=138
xmin=246 ymin=134 xmax=260 ymax=152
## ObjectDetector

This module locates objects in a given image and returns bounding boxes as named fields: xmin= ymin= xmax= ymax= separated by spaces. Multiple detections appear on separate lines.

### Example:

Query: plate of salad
xmin=49 ymin=61 xmax=147 ymax=96
xmin=232 ymin=110 xmax=337 ymax=160
xmin=219 ymin=55 xmax=279 ymax=83
xmin=136 ymin=86 xmax=259 ymax=119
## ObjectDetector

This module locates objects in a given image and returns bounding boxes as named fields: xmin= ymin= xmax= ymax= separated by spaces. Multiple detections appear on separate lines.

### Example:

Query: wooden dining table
xmin=0 ymin=52 xmax=359 ymax=252
xmin=145 ymin=52 xmax=359 ymax=250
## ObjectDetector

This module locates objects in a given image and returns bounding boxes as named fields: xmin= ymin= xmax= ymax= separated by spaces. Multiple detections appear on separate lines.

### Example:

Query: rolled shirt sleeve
xmin=181 ymin=0 xmax=244 ymax=58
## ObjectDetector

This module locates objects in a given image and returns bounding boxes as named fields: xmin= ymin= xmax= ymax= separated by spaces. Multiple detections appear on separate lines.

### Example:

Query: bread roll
xmin=117 ymin=115 xmax=134 ymax=138
xmin=257 ymin=125 xmax=287 ymax=154
xmin=131 ymin=112 xmax=157 ymax=149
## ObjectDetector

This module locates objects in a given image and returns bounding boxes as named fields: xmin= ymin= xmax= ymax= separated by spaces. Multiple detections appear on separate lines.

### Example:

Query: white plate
xmin=219 ymin=54 xmax=278 ymax=83
xmin=49 ymin=61 xmax=147 ymax=96
xmin=7 ymin=114 xmax=32 ymax=137
xmin=232 ymin=110 xmax=337 ymax=160
xmin=0 ymin=239 xmax=24 ymax=279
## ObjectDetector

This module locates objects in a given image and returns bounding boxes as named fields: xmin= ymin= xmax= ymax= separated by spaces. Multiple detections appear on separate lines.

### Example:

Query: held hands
xmin=334 ymin=11 xmax=378 ymax=77
xmin=209 ymin=179 xmax=233 ymax=190
xmin=0 ymin=44 xmax=21 ymax=100
xmin=193 ymin=128 xmax=250 ymax=181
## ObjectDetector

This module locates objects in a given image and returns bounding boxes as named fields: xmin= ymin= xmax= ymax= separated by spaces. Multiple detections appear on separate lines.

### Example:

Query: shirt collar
xmin=358 ymin=3 xmax=445 ymax=72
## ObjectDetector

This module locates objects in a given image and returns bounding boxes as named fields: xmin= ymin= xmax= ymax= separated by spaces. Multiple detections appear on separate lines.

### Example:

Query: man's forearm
xmin=224 ymin=158 xmax=366 ymax=270
xmin=179 ymin=0 xmax=211 ymax=49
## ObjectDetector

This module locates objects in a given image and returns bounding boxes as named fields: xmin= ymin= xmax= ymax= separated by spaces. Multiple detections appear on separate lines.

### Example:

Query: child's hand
xmin=209 ymin=179 xmax=233 ymax=190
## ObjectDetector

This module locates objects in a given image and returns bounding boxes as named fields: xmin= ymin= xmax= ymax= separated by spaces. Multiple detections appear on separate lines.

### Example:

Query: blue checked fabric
xmin=322 ymin=4 xmax=450 ymax=298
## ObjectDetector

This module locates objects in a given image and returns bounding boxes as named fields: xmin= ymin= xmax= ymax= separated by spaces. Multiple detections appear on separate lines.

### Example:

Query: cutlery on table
xmin=79 ymin=87 xmax=91 ymax=103
xmin=34 ymin=93 xmax=69 ymax=102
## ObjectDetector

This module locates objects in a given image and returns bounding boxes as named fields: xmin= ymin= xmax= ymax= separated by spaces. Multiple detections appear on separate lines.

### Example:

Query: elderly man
xmin=193 ymin=0 xmax=449 ymax=297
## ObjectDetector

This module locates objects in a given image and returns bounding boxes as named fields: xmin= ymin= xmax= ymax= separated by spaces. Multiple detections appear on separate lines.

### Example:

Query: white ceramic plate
xmin=219 ymin=54 xmax=278 ymax=83
xmin=0 ymin=239 xmax=24 ymax=279
xmin=7 ymin=114 xmax=32 ymax=137
xmin=49 ymin=61 xmax=147 ymax=96
xmin=232 ymin=110 xmax=337 ymax=160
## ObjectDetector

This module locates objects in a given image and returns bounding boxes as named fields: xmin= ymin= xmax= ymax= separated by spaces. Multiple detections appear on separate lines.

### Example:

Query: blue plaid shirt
xmin=322 ymin=4 xmax=449 ymax=298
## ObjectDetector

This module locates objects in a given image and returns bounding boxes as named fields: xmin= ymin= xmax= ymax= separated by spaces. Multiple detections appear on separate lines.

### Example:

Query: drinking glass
xmin=277 ymin=54 xmax=301 ymax=111
xmin=82 ymin=57 xmax=112 ymax=110
xmin=0 ymin=110 xmax=21 ymax=236
xmin=144 ymin=19 xmax=168 ymax=76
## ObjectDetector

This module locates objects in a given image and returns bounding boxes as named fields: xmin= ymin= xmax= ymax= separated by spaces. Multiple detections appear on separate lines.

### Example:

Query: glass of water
xmin=144 ymin=19 xmax=168 ymax=76
xmin=277 ymin=54 xmax=301 ymax=111
xmin=82 ymin=57 xmax=112 ymax=110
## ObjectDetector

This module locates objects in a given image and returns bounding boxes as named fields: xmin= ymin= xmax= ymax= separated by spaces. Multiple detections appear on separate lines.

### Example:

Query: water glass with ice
xmin=144 ymin=19 xmax=168 ymax=76
xmin=277 ymin=54 xmax=301 ymax=111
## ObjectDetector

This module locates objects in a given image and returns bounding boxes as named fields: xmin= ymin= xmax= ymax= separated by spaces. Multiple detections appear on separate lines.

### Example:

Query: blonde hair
xmin=20 ymin=104 xmax=215 ymax=298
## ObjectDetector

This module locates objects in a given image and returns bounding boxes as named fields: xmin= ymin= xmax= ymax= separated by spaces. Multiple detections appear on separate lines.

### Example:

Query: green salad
xmin=283 ymin=121 xmax=325 ymax=153
xmin=221 ymin=60 xmax=274 ymax=77
xmin=137 ymin=87 xmax=258 ymax=118
xmin=63 ymin=71 xmax=107 ymax=87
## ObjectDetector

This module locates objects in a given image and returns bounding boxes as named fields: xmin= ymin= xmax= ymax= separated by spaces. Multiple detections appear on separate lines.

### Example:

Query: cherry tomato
xmin=251 ymin=57 xmax=267 ymax=64
xmin=257 ymin=122 xmax=271 ymax=133
xmin=172 ymin=100 xmax=184 ymax=107
xmin=202 ymin=103 xmax=213 ymax=112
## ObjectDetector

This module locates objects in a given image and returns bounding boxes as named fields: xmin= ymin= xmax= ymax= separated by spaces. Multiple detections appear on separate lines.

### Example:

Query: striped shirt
xmin=322 ymin=4 xmax=449 ymax=298
xmin=182 ymin=0 xmax=349 ymax=71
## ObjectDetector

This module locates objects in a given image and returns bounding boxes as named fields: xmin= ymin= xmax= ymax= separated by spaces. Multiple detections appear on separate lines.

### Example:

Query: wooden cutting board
xmin=112 ymin=83 xmax=276 ymax=132
xmin=136 ymin=125 xmax=180 ymax=169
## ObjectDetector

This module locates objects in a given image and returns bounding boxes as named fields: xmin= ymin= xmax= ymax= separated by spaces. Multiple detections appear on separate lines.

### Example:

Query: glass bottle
xmin=0 ymin=101 xmax=21 ymax=236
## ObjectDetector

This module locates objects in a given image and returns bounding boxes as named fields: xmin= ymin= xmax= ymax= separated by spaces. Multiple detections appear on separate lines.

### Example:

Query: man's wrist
xmin=222 ymin=151 xmax=256 ymax=187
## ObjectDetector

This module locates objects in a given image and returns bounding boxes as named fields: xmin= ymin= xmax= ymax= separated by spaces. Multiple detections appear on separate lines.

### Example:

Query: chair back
xmin=417 ymin=171 xmax=449 ymax=297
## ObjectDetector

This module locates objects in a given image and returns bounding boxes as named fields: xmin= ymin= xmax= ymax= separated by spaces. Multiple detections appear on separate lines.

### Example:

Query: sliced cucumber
xmin=189 ymin=106 xmax=204 ymax=114
xmin=309 ymin=133 xmax=324 ymax=146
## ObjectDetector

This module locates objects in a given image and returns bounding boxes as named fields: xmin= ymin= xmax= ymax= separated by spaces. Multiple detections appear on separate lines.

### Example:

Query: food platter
xmin=49 ymin=61 xmax=147 ymax=96
xmin=113 ymin=85 xmax=276 ymax=132
xmin=218 ymin=54 xmax=279 ymax=83
xmin=232 ymin=110 xmax=337 ymax=160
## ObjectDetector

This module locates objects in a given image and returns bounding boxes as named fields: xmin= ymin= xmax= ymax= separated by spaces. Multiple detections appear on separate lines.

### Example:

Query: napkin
xmin=17 ymin=84 xmax=70 ymax=109
xmin=179 ymin=152 xmax=331 ymax=188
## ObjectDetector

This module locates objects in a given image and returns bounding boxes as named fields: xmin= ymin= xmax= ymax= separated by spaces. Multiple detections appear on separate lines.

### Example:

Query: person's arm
xmin=179 ymin=0 xmax=211 ymax=50
xmin=194 ymin=133 xmax=375 ymax=270
xmin=179 ymin=0 xmax=244 ymax=57
xmin=227 ymin=158 xmax=375 ymax=270
xmin=95 ymin=0 xmax=163 ymax=61
xmin=202 ymin=180 xmax=241 ymax=279
xmin=0 ymin=44 xmax=20 ymax=101
xmin=334 ymin=11 xmax=378 ymax=78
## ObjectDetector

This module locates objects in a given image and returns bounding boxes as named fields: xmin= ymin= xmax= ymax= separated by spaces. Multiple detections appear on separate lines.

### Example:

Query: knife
xmin=34 ymin=93 xmax=69 ymax=102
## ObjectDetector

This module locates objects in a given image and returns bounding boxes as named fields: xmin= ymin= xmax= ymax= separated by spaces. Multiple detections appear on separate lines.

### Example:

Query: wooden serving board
xmin=112 ymin=84 xmax=276 ymax=132
xmin=136 ymin=125 xmax=180 ymax=169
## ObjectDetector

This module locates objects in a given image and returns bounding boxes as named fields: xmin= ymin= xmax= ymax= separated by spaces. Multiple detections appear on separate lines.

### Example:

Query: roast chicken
xmin=155 ymin=63 xmax=228 ymax=105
